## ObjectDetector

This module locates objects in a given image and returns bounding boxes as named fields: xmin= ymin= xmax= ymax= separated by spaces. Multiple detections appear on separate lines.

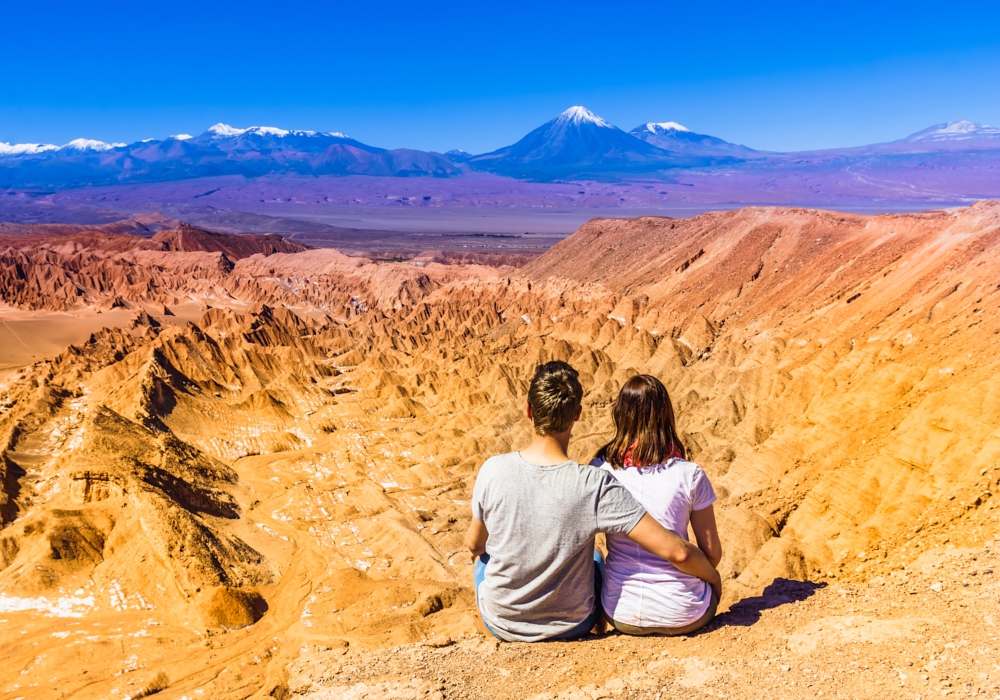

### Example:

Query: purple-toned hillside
xmin=3 ymin=109 xmax=999 ymax=250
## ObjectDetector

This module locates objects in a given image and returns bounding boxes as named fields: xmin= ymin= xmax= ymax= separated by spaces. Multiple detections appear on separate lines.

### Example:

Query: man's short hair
xmin=527 ymin=361 xmax=583 ymax=435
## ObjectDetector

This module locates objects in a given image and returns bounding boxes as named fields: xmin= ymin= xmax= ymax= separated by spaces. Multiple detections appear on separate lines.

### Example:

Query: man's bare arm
xmin=626 ymin=513 xmax=722 ymax=597
xmin=690 ymin=505 xmax=723 ymax=568
xmin=465 ymin=519 xmax=489 ymax=561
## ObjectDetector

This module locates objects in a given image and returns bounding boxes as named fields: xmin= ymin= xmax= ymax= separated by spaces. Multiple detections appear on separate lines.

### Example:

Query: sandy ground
xmin=0 ymin=307 xmax=135 ymax=369
xmin=287 ymin=544 xmax=1000 ymax=699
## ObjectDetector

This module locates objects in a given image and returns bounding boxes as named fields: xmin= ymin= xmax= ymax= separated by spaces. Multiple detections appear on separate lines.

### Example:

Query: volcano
xmin=899 ymin=120 xmax=1000 ymax=146
xmin=629 ymin=121 xmax=762 ymax=157
xmin=466 ymin=106 xmax=722 ymax=180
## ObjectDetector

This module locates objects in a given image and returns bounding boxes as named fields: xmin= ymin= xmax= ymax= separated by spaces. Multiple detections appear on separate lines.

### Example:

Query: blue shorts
xmin=473 ymin=550 xmax=606 ymax=642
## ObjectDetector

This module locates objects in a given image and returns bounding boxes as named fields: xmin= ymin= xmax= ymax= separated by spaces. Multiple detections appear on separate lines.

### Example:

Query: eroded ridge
xmin=0 ymin=203 xmax=998 ymax=698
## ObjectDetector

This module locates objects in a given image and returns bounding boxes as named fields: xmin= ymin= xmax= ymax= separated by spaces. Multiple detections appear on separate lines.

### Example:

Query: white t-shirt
xmin=593 ymin=456 xmax=717 ymax=628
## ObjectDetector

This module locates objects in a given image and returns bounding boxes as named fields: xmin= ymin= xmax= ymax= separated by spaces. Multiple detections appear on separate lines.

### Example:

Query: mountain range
xmin=0 ymin=124 xmax=460 ymax=187
xmin=2 ymin=107 xmax=1000 ymax=187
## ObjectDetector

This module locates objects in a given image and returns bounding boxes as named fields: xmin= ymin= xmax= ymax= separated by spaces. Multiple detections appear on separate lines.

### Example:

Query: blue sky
xmin=3 ymin=0 xmax=1000 ymax=153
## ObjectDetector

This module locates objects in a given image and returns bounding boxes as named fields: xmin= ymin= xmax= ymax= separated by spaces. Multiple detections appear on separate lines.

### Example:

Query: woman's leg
xmin=610 ymin=590 xmax=719 ymax=636
xmin=667 ymin=589 xmax=718 ymax=635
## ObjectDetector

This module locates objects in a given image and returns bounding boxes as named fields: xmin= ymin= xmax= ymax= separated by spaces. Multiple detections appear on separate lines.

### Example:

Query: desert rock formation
xmin=0 ymin=204 xmax=998 ymax=698
xmin=151 ymin=224 xmax=312 ymax=258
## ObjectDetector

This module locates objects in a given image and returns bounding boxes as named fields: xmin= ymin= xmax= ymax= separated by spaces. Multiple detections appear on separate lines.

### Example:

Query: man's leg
xmin=548 ymin=550 xmax=607 ymax=640
xmin=474 ymin=553 xmax=489 ymax=592
xmin=592 ymin=550 xmax=607 ymax=634
xmin=474 ymin=554 xmax=503 ymax=641
xmin=593 ymin=549 xmax=606 ymax=585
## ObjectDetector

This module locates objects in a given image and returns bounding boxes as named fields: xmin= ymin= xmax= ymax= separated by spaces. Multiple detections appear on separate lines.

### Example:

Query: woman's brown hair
xmin=595 ymin=374 xmax=686 ymax=468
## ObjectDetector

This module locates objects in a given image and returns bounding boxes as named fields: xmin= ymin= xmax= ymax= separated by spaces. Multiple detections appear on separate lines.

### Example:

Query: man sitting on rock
xmin=465 ymin=361 xmax=722 ymax=642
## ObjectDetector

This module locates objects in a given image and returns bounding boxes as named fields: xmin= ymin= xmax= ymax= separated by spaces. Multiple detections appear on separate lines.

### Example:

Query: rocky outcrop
xmin=152 ymin=224 xmax=311 ymax=258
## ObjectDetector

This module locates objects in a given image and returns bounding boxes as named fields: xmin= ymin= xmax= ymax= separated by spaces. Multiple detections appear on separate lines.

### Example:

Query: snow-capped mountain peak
xmin=627 ymin=121 xmax=760 ymax=157
xmin=557 ymin=106 xmax=614 ymax=129
xmin=61 ymin=138 xmax=126 ymax=152
xmin=2 ymin=138 xmax=125 ymax=155
xmin=204 ymin=124 xmax=348 ymax=139
xmin=904 ymin=120 xmax=1000 ymax=143
xmin=0 ymin=142 xmax=58 ymax=155
xmin=643 ymin=121 xmax=690 ymax=133
xmin=939 ymin=120 xmax=981 ymax=133
xmin=171 ymin=134 xmax=194 ymax=141
xmin=247 ymin=126 xmax=291 ymax=137
xmin=207 ymin=123 xmax=246 ymax=137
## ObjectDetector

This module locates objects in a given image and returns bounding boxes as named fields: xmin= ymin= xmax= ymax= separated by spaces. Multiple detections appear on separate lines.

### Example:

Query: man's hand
xmin=465 ymin=519 xmax=489 ymax=563
xmin=626 ymin=513 xmax=722 ymax=595
xmin=706 ymin=568 xmax=723 ymax=600
xmin=691 ymin=505 xmax=723 ymax=569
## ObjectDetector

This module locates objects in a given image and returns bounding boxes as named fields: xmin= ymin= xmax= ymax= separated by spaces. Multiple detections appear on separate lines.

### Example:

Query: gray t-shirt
xmin=471 ymin=451 xmax=646 ymax=642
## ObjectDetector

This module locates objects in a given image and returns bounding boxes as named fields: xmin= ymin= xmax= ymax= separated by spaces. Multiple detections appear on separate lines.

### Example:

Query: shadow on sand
xmin=706 ymin=578 xmax=826 ymax=631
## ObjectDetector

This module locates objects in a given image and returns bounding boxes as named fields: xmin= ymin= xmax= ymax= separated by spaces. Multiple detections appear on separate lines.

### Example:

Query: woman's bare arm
xmin=464 ymin=519 xmax=489 ymax=562
xmin=626 ymin=513 xmax=722 ymax=597
xmin=690 ymin=505 xmax=723 ymax=568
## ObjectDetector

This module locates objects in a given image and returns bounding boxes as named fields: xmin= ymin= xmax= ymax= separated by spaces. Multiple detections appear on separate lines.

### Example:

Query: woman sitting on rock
xmin=592 ymin=374 xmax=723 ymax=636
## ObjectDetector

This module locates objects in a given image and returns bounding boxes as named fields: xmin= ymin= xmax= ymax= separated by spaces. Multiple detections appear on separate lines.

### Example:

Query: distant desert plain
xmin=0 ymin=201 xmax=998 ymax=699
